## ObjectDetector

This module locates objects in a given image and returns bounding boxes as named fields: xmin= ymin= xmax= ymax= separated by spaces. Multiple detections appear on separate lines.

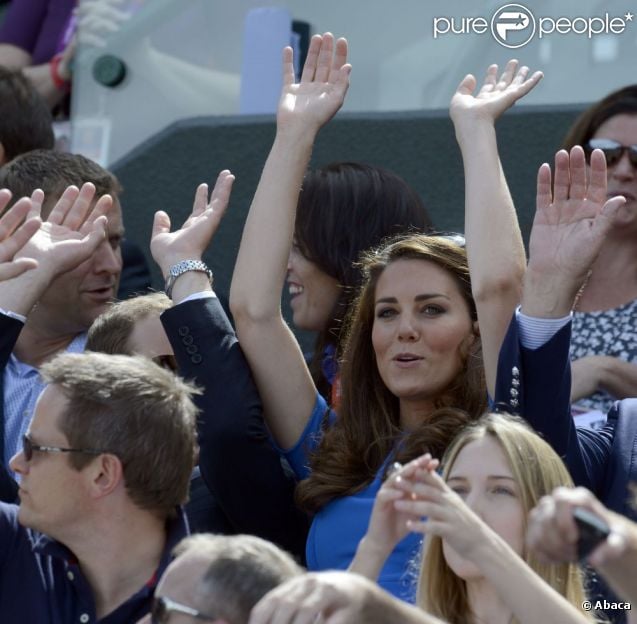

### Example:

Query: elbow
xmin=229 ymin=288 xmax=278 ymax=327
xmin=472 ymin=267 xmax=524 ymax=304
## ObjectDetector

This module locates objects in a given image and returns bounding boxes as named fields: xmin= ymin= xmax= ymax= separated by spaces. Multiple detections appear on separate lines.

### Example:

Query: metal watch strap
xmin=164 ymin=260 xmax=213 ymax=298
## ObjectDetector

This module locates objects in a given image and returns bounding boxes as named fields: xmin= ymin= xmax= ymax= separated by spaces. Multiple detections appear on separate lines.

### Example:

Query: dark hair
xmin=296 ymin=234 xmax=486 ymax=511
xmin=562 ymin=85 xmax=637 ymax=151
xmin=0 ymin=148 xmax=122 ymax=217
xmin=295 ymin=162 xmax=433 ymax=397
xmin=0 ymin=67 xmax=54 ymax=163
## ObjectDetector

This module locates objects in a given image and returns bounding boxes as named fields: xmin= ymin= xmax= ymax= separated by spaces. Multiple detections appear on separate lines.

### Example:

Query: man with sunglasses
xmin=138 ymin=534 xmax=302 ymax=624
xmin=0 ymin=351 xmax=198 ymax=623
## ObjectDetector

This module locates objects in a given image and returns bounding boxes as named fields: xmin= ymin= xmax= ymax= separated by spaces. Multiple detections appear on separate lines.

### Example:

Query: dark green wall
xmin=111 ymin=105 xmax=585 ymax=349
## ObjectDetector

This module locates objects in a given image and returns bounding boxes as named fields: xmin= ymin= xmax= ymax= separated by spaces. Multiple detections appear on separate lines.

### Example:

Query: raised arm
xmin=522 ymin=147 xmax=625 ymax=318
xmin=392 ymin=465 xmax=590 ymax=624
xmin=230 ymin=33 xmax=351 ymax=449
xmin=151 ymin=172 xmax=309 ymax=557
xmin=450 ymin=60 xmax=542 ymax=397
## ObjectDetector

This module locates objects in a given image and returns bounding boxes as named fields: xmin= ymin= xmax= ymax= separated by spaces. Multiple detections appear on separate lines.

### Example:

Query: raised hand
xmin=150 ymin=170 xmax=234 ymax=277
xmin=0 ymin=191 xmax=41 ymax=282
xmin=523 ymin=147 xmax=626 ymax=316
xmin=15 ymin=183 xmax=110 ymax=279
xmin=450 ymin=59 xmax=543 ymax=129
xmin=277 ymin=32 xmax=351 ymax=135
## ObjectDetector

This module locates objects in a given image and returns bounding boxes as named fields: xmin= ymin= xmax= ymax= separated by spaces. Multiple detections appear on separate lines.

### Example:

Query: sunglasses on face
xmin=585 ymin=138 xmax=637 ymax=168
xmin=22 ymin=433 xmax=105 ymax=462
xmin=151 ymin=596 xmax=215 ymax=623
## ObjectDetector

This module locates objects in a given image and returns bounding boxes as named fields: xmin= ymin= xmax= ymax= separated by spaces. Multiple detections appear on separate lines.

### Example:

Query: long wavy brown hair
xmin=296 ymin=234 xmax=487 ymax=512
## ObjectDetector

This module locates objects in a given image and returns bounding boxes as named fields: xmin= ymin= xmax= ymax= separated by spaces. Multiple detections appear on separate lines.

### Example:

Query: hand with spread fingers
xmin=522 ymin=146 xmax=626 ymax=318
xmin=0 ymin=190 xmax=41 ymax=282
xmin=0 ymin=183 xmax=110 ymax=315
xmin=451 ymin=59 xmax=543 ymax=131
xmin=277 ymin=32 xmax=351 ymax=136
xmin=150 ymin=169 xmax=235 ymax=277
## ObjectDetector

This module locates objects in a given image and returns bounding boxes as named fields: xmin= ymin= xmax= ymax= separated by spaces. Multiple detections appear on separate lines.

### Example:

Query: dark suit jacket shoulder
xmin=161 ymin=296 xmax=309 ymax=559
xmin=0 ymin=313 xmax=23 ymax=503
xmin=495 ymin=314 xmax=636 ymax=520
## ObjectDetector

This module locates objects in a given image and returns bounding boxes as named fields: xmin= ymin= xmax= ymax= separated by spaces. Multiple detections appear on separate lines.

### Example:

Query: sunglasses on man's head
xmin=151 ymin=596 xmax=215 ymax=623
xmin=584 ymin=138 xmax=637 ymax=168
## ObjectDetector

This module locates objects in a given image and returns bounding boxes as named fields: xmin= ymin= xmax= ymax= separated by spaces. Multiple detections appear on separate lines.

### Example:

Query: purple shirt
xmin=0 ymin=0 xmax=75 ymax=64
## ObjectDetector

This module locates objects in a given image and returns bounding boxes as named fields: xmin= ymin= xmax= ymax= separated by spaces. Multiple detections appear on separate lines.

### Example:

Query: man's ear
xmin=88 ymin=453 xmax=124 ymax=499
xmin=472 ymin=320 xmax=480 ymax=338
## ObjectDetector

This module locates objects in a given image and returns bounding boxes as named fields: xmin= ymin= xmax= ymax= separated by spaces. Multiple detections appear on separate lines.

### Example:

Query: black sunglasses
xmin=22 ymin=433 xmax=106 ymax=462
xmin=584 ymin=138 xmax=637 ymax=168
xmin=151 ymin=596 xmax=215 ymax=623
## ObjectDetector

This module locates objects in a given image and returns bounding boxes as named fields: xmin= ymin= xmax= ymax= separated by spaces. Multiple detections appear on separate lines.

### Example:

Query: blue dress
xmin=281 ymin=394 xmax=422 ymax=602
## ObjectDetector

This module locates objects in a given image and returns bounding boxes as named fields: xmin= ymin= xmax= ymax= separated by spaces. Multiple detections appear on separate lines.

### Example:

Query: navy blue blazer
xmin=495 ymin=315 xmax=637 ymax=521
xmin=0 ymin=314 xmax=22 ymax=503
xmin=161 ymin=296 xmax=309 ymax=560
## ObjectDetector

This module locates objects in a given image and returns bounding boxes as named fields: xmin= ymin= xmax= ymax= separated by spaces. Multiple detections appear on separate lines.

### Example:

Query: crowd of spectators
xmin=0 ymin=10 xmax=635 ymax=624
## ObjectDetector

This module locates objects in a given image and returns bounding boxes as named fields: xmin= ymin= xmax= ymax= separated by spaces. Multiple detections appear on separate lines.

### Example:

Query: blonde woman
xmin=350 ymin=414 xmax=595 ymax=624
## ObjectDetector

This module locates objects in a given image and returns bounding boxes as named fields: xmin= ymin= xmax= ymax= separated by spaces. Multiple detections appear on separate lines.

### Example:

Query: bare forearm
xmin=230 ymin=130 xmax=315 ymax=321
xmin=473 ymin=530 xmax=589 ymax=624
xmin=455 ymin=120 xmax=525 ymax=394
xmin=521 ymin=267 xmax=579 ymax=318
xmin=349 ymin=536 xmax=393 ymax=581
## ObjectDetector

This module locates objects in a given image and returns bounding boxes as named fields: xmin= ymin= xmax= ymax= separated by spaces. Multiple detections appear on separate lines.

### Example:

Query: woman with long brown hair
xmin=231 ymin=37 xmax=540 ymax=600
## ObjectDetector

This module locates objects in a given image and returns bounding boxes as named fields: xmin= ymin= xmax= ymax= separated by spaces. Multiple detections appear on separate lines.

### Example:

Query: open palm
xmin=277 ymin=33 xmax=351 ymax=134
xmin=528 ymin=146 xmax=625 ymax=283
xmin=450 ymin=59 xmax=543 ymax=126
xmin=151 ymin=170 xmax=234 ymax=276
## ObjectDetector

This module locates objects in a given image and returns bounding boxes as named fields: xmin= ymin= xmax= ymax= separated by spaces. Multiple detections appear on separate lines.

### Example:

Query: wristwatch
xmin=164 ymin=260 xmax=213 ymax=298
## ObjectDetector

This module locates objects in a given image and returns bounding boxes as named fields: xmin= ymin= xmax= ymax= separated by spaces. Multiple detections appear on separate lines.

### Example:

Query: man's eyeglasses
xmin=22 ymin=433 xmax=106 ymax=462
xmin=585 ymin=138 xmax=637 ymax=168
xmin=151 ymin=596 xmax=215 ymax=623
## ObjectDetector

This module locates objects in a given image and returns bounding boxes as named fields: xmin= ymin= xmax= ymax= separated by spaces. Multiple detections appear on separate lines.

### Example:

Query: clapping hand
xmin=277 ymin=32 xmax=351 ymax=136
